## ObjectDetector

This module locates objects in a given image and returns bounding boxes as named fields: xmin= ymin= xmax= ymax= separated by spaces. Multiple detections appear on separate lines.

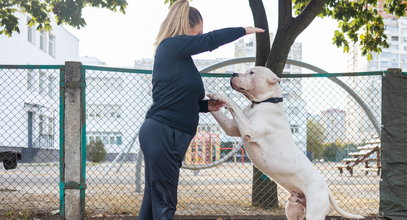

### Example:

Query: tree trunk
xmin=249 ymin=0 xmax=270 ymax=66
xmin=248 ymin=0 xmax=327 ymax=209
xmin=252 ymin=166 xmax=279 ymax=209
xmin=248 ymin=0 xmax=279 ymax=209
xmin=266 ymin=28 xmax=296 ymax=76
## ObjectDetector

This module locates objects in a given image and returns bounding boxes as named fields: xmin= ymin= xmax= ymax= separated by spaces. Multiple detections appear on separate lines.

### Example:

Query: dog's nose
xmin=232 ymin=72 xmax=239 ymax=77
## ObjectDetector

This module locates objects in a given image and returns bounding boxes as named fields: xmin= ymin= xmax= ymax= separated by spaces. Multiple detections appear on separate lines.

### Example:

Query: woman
xmin=138 ymin=0 xmax=264 ymax=219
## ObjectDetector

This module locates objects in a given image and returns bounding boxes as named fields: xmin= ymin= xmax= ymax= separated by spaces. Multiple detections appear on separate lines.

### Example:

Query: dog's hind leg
xmin=285 ymin=201 xmax=305 ymax=219
xmin=285 ymin=193 xmax=306 ymax=220
xmin=304 ymin=190 xmax=330 ymax=220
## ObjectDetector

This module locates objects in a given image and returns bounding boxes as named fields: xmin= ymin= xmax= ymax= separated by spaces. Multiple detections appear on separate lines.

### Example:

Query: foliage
xmin=158 ymin=1 xmax=407 ymax=73
xmin=87 ymin=140 xmax=107 ymax=163
xmin=306 ymin=119 xmax=325 ymax=160
xmin=321 ymin=142 xmax=357 ymax=161
xmin=293 ymin=0 xmax=406 ymax=60
xmin=0 ymin=0 xmax=127 ymax=36
xmin=164 ymin=0 xmax=177 ymax=5
xmin=321 ymin=142 xmax=343 ymax=161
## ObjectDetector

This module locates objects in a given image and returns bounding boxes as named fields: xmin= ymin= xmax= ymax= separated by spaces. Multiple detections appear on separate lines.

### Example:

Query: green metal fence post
xmin=61 ymin=61 xmax=86 ymax=220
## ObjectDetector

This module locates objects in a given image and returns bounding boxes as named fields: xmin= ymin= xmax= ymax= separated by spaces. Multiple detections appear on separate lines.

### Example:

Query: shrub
xmin=86 ymin=140 xmax=106 ymax=163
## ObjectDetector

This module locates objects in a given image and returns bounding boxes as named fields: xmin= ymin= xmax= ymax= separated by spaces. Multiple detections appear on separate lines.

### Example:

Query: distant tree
xmin=321 ymin=142 xmax=343 ymax=161
xmin=0 ymin=0 xmax=127 ymax=36
xmin=307 ymin=119 xmax=325 ymax=160
xmin=87 ymin=140 xmax=107 ymax=163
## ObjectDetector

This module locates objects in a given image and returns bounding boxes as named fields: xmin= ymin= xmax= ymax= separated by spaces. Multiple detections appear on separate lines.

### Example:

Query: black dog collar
xmin=252 ymin=97 xmax=283 ymax=104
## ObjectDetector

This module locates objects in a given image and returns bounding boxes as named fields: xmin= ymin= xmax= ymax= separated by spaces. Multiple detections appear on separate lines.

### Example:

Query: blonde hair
xmin=154 ymin=0 xmax=202 ymax=49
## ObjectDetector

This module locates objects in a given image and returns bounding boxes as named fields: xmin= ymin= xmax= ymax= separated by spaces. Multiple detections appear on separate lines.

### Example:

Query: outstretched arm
xmin=168 ymin=26 xmax=265 ymax=56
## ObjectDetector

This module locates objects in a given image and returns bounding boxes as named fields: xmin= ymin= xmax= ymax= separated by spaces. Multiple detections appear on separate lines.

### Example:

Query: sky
xmin=65 ymin=0 xmax=349 ymax=73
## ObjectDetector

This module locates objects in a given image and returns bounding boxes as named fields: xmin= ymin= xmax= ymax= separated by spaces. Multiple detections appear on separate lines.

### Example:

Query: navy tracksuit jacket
xmin=138 ymin=27 xmax=246 ymax=219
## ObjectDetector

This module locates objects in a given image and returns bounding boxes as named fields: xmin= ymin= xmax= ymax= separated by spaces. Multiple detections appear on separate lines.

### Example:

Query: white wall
xmin=0 ymin=12 xmax=79 ymax=151
xmin=0 ymin=12 xmax=79 ymax=64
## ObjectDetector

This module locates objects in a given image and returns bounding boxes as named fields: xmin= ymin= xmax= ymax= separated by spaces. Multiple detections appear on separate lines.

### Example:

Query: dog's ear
xmin=268 ymin=75 xmax=281 ymax=84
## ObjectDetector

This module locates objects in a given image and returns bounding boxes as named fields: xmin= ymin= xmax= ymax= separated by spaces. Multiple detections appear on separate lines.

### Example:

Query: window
xmin=103 ymin=136 xmax=109 ymax=145
xmin=39 ymin=115 xmax=44 ymax=135
xmin=391 ymin=36 xmax=399 ymax=41
xmin=27 ymin=17 xmax=35 ymax=44
xmin=39 ymin=30 xmax=46 ymax=51
xmin=88 ymin=132 xmax=122 ymax=145
xmin=48 ymin=117 xmax=54 ymax=136
xmin=391 ymin=44 xmax=399 ymax=50
xmin=116 ymin=136 xmax=122 ymax=145
xmin=368 ymin=61 xmax=379 ymax=69
xmin=381 ymin=61 xmax=389 ymax=67
xmin=27 ymin=70 xmax=34 ymax=90
xmin=290 ymin=125 xmax=299 ymax=134
xmin=48 ymin=75 xmax=55 ymax=97
xmin=39 ymin=71 xmax=46 ymax=95
xmin=48 ymin=33 xmax=55 ymax=57
xmin=88 ymin=104 xmax=122 ymax=118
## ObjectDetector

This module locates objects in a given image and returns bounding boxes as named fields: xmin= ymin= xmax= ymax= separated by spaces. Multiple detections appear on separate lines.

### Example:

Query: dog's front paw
xmin=207 ymin=93 xmax=228 ymax=103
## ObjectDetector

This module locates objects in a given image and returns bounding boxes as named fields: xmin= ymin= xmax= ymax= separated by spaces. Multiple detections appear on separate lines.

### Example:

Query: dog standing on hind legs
xmin=208 ymin=66 xmax=364 ymax=220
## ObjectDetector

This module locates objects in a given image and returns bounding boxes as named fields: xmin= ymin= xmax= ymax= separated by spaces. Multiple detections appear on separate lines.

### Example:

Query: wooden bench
xmin=337 ymin=141 xmax=380 ymax=176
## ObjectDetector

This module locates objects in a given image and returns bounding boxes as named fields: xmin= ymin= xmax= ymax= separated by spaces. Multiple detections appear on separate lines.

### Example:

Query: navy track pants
xmin=138 ymin=118 xmax=193 ymax=220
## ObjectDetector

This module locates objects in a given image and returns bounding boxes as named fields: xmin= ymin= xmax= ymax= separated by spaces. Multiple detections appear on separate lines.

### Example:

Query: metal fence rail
xmin=0 ymin=64 xmax=384 ymax=218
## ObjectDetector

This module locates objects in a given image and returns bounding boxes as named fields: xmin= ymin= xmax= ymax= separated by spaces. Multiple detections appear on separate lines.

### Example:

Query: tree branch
xmin=278 ymin=0 xmax=292 ymax=29
xmin=249 ymin=0 xmax=270 ymax=66
xmin=291 ymin=0 xmax=327 ymax=37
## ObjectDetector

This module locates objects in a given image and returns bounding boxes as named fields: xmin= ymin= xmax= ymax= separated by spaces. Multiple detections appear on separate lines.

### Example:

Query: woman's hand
xmin=245 ymin=26 xmax=265 ymax=35
xmin=208 ymin=99 xmax=226 ymax=112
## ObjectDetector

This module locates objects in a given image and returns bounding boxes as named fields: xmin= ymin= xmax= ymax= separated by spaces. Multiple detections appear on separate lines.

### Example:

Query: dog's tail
xmin=329 ymin=191 xmax=364 ymax=219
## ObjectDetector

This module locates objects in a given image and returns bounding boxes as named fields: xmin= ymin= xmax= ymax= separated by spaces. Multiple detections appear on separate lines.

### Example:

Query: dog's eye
xmin=250 ymin=71 xmax=254 ymax=75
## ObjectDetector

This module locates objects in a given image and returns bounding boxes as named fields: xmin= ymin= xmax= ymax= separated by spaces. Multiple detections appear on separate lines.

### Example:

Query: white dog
xmin=208 ymin=66 xmax=364 ymax=220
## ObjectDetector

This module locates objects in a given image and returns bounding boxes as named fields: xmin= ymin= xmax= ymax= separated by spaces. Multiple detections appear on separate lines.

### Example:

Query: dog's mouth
xmin=230 ymin=77 xmax=245 ymax=91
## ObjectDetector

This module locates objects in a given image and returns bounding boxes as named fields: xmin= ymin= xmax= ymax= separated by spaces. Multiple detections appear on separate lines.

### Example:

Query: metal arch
xmin=182 ymin=57 xmax=381 ymax=170
xmin=199 ymin=57 xmax=381 ymax=136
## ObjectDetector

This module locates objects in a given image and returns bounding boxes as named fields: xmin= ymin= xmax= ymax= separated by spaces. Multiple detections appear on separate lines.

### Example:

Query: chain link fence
xmin=0 ymin=66 xmax=61 ymax=215
xmin=0 ymin=64 xmax=383 ymax=218
xmin=83 ymin=66 xmax=382 ymax=217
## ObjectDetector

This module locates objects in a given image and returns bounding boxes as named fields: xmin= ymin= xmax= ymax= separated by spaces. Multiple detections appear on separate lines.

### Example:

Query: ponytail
xmin=154 ymin=0 xmax=202 ymax=49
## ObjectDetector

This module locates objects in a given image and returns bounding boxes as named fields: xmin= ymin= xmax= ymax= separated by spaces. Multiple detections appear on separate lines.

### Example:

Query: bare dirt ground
xmin=0 ymin=161 xmax=380 ymax=218
xmin=85 ymin=162 xmax=380 ymax=217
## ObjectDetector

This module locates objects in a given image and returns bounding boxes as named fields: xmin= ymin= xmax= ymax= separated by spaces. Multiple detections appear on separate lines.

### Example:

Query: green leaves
xmin=384 ymin=0 xmax=407 ymax=17
xmin=294 ymin=0 xmax=400 ymax=59
xmin=0 ymin=7 xmax=19 ymax=36
xmin=0 ymin=0 xmax=127 ymax=36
